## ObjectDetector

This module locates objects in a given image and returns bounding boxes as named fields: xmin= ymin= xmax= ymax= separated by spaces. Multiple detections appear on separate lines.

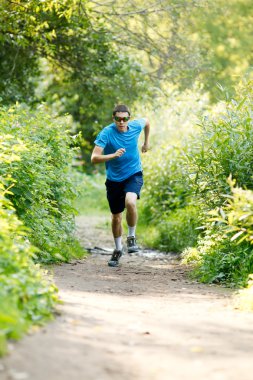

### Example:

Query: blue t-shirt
xmin=94 ymin=118 xmax=146 ymax=182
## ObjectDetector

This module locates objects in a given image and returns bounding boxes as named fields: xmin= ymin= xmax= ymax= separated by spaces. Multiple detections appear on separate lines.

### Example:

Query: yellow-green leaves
xmin=0 ymin=104 xmax=84 ymax=263
xmin=0 ymin=103 xmax=87 ymax=355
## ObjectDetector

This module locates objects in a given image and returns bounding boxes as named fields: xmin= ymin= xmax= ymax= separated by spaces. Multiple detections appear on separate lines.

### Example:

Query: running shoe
xmin=108 ymin=249 xmax=123 ymax=267
xmin=127 ymin=236 xmax=139 ymax=253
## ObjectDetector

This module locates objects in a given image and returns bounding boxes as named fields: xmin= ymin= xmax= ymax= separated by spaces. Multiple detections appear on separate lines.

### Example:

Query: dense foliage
xmin=139 ymin=143 xmax=199 ymax=252
xmin=0 ymin=187 xmax=58 ymax=356
xmin=0 ymin=105 xmax=85 ymax=354
xmin=183 ymin=83 xmax=253 ymax=285
xmin=186 ymin=88 xmax=253 ymax=209
xmin=2 ymin=1 xmax=253 ymax=166
xmin=0 ymin=0 xmax=148 ymax=166
xmin=140 ymin=82 xmax=253 ymax=286
xmin=90 ymin=0 xmax=253 ymax=99
xmin=0 ymin=105 xmax=84 ymax=263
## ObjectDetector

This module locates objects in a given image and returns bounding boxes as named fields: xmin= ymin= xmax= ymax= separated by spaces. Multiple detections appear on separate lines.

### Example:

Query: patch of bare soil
xmin=1 ymin=215 xmax=253 ymax=380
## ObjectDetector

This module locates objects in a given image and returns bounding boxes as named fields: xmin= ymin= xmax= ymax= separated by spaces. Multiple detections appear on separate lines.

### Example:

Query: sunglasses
xmin=114 ymin=116 xmax=130 ymax=122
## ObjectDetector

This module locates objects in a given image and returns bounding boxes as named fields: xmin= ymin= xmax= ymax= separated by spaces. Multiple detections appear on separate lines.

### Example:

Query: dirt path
xmin=1 ymin=215 xmax=253 ymax=380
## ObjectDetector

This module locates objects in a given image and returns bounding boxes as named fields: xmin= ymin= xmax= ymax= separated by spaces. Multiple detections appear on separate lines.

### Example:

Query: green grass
xmin=74 ymin=173 xmax=109 ymax=216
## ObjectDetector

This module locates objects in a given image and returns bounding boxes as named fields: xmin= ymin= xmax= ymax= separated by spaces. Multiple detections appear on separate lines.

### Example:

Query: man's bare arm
xmin=91 ymin=145 xmax=126 ymax=164
xmin=142 ymin=118 xmax=150 ymax=153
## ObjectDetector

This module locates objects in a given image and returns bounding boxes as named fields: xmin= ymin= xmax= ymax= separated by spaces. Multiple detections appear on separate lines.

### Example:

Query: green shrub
xmin=154 ymin=205 xmax=200 ymax=252
xmin=191 ymin=178 xmax=253 ymax=285
xmin=0 ymin=104 xmax=87 ymax=355
xmin=184 ymin=226 xmax=253 ymax=287
xmin=0 ymin=104 xmax=84 ymax=262
xmin=139 ymin=204 xmax=199 ymax=252
xmin=184 ymin=177 xmax=253 ymax=286
xmin=0 ymin=185 xmax=58 ymax=356
xmin=181 ymin=83 xmax=253 ymax=286
xmin=139 ymin=82 xmax=253 ymax=286
xmin=138 ymin=137 xmax=200 ymax=252
xmin=137 ymin=88 xmax=210 ymax=252
xmin=186 ymin=82 xmax=253 ymax=209
xmin=141 ymin=143 xmax=191 ymax=222
xmin=214 ymin=177 xmax=253 ymax=246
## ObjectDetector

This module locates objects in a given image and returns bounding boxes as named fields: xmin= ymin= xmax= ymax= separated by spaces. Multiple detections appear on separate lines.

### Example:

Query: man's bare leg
xmin=111 ymin=212 xmax=123 ymax=237
xmin=125 ymin=192 xmax=138 ymax=229
xmin=111 ymin=213 xmax=123 ymax=251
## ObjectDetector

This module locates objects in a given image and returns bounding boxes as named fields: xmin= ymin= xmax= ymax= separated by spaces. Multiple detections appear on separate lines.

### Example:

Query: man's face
xmin=113 ymin=112 xmax=130 ymax=132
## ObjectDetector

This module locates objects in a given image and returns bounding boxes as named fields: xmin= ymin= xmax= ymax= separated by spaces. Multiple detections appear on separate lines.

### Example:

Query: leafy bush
xmin=153 ymin=205 xmax=200 ymax=252
xmin=139 ymin=81 xmax=253 ymax=288
xmin=181 ymin=83 xmax=253 ymax=286
xmin=138 ymin=142 xmax=200 ymax=251
xmin=137 ymin=88 xmax=210 ymax=251
xmin=183 ymin=177 xmax=253 ymax=287
xmin=141 ymin=144 xmax=191 ymax=222
xmin=186 ymin=83 xmax=253 ymax=209
xmin=212 ymin=177 xmax=253 ymax=246
xmin=0 ymin=184 xmax=58 ymax=356
xmin=184 ymin=225 xmax=253 ymax=287
xmin=0 ymin=105 xmax=84 ymax=263
xmin=0 ymin=104 xmax=86 ymax=355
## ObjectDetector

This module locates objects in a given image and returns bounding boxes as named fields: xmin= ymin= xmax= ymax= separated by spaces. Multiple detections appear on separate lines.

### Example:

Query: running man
xmin=91 ymin=104 xmax=150 ymax=267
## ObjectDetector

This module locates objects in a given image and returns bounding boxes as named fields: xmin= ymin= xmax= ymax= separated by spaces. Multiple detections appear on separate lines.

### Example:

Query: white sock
xmin=127 ymin=226 xmax=136 ymax=237
xmin=114 ymin=237 xmax=122 ymax=251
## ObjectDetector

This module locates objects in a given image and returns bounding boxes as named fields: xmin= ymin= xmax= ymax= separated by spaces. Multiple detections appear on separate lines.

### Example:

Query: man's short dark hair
xmin=113 ymin=104 xmax=131 ymax=116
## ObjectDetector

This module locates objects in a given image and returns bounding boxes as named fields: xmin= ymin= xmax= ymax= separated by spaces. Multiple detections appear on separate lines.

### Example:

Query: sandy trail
xmin=1 ymin=215 xmax=253 ymax=380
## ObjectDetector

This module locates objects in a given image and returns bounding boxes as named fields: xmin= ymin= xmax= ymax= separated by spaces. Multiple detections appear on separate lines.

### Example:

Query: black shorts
xmin=105 ymin=171 xmax=144 ymax=214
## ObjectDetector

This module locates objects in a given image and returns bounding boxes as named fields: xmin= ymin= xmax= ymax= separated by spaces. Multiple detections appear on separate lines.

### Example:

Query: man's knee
xmin=125 ymin=192 xmax=137 ymax=209
xmin=111 ymin=213 xmax=122 ymax=224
